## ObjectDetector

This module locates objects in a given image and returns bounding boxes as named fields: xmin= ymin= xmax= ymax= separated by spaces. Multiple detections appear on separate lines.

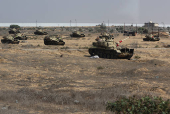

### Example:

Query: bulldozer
xmin=89 ymin=35 xmax=134 ymax=59
xmin=44 ymin=35 xmax=65 ymax=45
xmin=70 ymin=31 xmax=85 ymax=37
xmin=1 ymin=35 xmax=20 ymax=44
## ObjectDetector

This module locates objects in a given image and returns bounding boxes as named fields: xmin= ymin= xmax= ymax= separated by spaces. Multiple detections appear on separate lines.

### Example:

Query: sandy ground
xmin=0 ymin=32 xmax=170 ymax=113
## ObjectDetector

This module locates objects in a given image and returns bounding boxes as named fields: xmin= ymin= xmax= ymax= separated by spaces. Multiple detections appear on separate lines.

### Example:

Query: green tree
xmin=10 ymin=24 xmax=20 ymax=29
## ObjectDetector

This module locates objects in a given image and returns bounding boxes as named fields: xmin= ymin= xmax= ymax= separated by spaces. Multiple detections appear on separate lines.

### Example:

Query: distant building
xmin=144 ymin=21 xmax=159 ymax=27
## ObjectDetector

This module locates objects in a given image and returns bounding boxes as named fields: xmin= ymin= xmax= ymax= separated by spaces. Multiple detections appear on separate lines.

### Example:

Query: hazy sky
xmin=0 ymin=0 xmax=170 ymax=24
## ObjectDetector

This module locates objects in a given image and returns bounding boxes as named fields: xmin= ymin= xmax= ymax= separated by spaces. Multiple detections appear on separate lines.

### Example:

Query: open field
xmin=0 ymin=30 xmax=170 ymax=113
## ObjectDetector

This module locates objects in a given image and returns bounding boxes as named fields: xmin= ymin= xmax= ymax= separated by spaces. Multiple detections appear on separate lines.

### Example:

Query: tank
xmin=143 ymin=34 xmax=160 ymax=41
xmin=34 ymin=29 xmax=48 ymax=35
xmin=99 ymin=32 xmax=114 ymax=39
xmin=9 ymin=28 xmax=20 ymax=34
xmin=44 ymin=35 xmax=65 ymax=45
xmin=1 ymin=35 xmax=20 ymax=44
xmin=89 ymin=36 xmax=134 ymax=59
xmin=14 ymin=33 xmax=27 ymax=40
xmin=70 ymin=31 xmax=85 ymax=37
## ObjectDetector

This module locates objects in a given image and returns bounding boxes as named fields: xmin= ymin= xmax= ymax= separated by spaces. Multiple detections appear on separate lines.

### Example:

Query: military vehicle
xmin=70 ymin=31 xmax=85 ymax=37
xmin=14 ymin=33 xmax=27 ymax=40
xmin=89 ymin=36 xmax=134 ymax=59
xmin=9 ymin=28 xmax=20 ymax=34
xmin=44 ymin=35 xmax=65 ymax=45
xmin=123 ymin=31 xmax=137 ymax=36
xmin=143 ymin=34 xmax=160 ymax=41
xmin=34 ymin=29 xmax=48 ymax=35
xmin=1 ymin=35 xmax=20 ymax=44
xmin=98 ymin=32 xmax=114 ymax=39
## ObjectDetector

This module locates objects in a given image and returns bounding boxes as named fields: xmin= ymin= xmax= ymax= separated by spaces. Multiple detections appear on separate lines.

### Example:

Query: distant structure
xmin=144 ymin=21 xmax=159 ymax=27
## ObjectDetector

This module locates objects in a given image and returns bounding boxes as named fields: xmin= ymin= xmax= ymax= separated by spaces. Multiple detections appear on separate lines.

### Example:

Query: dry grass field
xmin=0 ymin=30 xmax=170 ymax=113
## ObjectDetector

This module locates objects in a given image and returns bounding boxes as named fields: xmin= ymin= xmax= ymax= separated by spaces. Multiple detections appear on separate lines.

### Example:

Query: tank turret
xmin=14 ymin=33 xmax=27 ymax=40
xmin=34 ymin=29 xmax=48 ymax=35
xmin=70 ymin=31 xmax=85 ymax=37
xmin=1 ymin=35 xmax=20 ymax=44
xmin=9 ymin=28 xmax=20 ymax=34
xmin=89 ymin=36 xmax=134 ymax=59
xmin=44 ymin=35 xmax=65 ymax=45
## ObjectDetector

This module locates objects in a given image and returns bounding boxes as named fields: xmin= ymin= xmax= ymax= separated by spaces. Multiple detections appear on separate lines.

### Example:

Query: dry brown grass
xmin=0 ymin=29 xmax=170 ymax=113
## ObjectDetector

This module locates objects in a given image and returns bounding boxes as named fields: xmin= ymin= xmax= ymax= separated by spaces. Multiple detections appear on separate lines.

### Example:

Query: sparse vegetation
xmin=97 ymin=66 xmax=104 ymax=70
xmin=134 ymin=55 xmax=141 ymax=59
xmin=106 ymin=96 xmax=170 ymax=113
xmin=79 ymin=46 xmax=89 ymax=49
xmin=155 ymin=45 xmax=159 ymax=48
xmin=60 ymin=46 xmax=70 ymax=49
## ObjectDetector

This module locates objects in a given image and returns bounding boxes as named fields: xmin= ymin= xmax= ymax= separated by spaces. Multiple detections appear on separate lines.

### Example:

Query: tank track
xmin=44 ymin=40 xmax=65 ymax=45
xmin=89 ymin=48 xmax=134 ymax=59
xmin=143 ymin=38 xmax=160 ymax=41
xmin=1 ymin=39 xmax=20 ymax=44
xmin=9 ymin=31 xmax=20 ymax=34
xmin=15 ymin=37 xmax=27 ymax=40
xmin=70 ymin=34 xmax=85 ymax=37
xmin=34 ymin=32 xmax=48 ymax=35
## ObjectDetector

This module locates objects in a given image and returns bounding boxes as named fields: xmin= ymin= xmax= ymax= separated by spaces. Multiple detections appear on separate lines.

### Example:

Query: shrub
xmin=88 ymin=28 xmax=93 ymax=32
xmin=10 ymin=24 xmax=20 ymax=29
xmin=106 ymin=96 xmax=170 ymax=113
xmin=97 ymin=66 xmax=104 ymax=70
xmin=134 ymin=55 xmax=141 ymax=59
xmin=155 ymin=45 xmax=159 ymax=48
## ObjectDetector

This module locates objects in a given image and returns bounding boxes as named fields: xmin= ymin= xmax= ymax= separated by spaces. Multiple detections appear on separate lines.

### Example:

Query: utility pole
xmin=70 ymin=20 xmax=72 ymax=31
xmin=108 ymin=20 xmax=109 ymax=27
xmin=70 ymin=20 xmax=71 ymax=27
xmin=108 ymin=20 xmax=109 ymax=32
xmin=136 ymin=24 xmax=137 ymax=35
xmin=75 ymin=19 xmax=77 ymax=27
xmin=36 ymin=20 xmax=37 ymax=28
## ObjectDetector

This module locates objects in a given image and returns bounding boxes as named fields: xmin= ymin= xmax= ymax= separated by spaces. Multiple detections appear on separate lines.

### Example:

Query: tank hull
xmin=34 ymin=32 xmax=48 ymax=35
xmin=15 ymin=37 xmax=27 ymax=40
xmin=1 ymin=39 xmax=20 ymax=44
xmin=44 ymin=40 xmax=65 ymax=45
xmin=143 ymin=37 xmax=160 ymax=41
xmin=9 ymin=31 xmax=20 ymax=34
xmin=89 ymin=48 xmax=134 ymax=59
xmin=70 ymin=34 xmax=85 ymax=37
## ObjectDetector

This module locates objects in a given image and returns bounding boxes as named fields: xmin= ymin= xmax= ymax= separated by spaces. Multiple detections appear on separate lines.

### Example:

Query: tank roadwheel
xmin=103 ymin=54 xmax=107 ymax=58
xmin=89 ymin=49 xmax=95 ymax=56
xmin=99 ymin=53 xmax=102 ymax=58
xmin=110 ymin=54 xmax=114 ymax=59
xmin=107 ymin=54 xmax=111 ymax=59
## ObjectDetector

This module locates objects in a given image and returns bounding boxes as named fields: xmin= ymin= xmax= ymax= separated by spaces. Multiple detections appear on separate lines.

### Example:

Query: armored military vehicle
xmin=89 ymin=36 xmax=134 ymax=59
xmin=98 ymin=32 xmax=114 ymax=39
xmin=14 ymin=33 xmax=27 ymax=40
xmin=143 ymin=34 xmax=160 ymax=41
xmin=1 ymin=35 xmax=20 ymax=44
xmin=34 ymin=29 xmax=48 ymax=35
xmin=44 ymin=35 xmax=65 ymax=45
xmin=70 ymin=31 xmax=85 ymax=37
xmin=9 ymin=28 xmax=20 ymax=34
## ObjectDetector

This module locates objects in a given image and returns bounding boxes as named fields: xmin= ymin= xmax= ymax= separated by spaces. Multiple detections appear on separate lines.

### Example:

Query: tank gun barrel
xmin=116 ymin=37 xmax=129 ymax=47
